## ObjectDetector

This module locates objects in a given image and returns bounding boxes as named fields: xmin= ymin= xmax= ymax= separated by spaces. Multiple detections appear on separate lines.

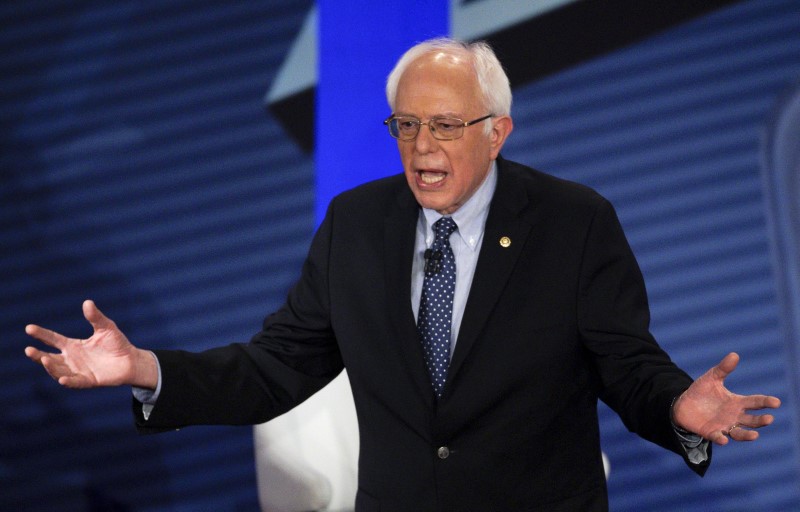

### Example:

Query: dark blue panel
xmin=3 ymin=0 xmax=799 ymax=510
xmin=762 ymin=79 xmax=800 ymax=471
xmin=503 ymin=0 xmax=800 ymax=510
xmin=316 ymin=0 xmax=449 ymax=222
xmin=1 ymin=1 xmax=313 ymax=510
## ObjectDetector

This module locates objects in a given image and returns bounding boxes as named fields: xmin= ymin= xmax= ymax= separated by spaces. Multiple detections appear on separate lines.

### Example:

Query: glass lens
xmin=390 ymin=117 xmax=420 ymax=140
xmin=431 ymin=117 xmax=463 ymax=140
xmin=387 ymin=118 xmax=400 ymax=138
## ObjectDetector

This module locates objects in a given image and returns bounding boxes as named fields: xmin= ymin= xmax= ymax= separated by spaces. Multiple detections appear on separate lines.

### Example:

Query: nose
xmin=414 ymin=122 xmax=439 ymax=154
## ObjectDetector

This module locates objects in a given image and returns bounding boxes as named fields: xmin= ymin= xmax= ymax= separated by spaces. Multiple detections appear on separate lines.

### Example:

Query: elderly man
xmin=26 ymin=38 xmax=780 ymax=511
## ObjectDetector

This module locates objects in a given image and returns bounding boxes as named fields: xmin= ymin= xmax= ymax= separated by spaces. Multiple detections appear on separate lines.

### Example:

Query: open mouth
xmin=418 ymin=170 xmax=446 ymax=185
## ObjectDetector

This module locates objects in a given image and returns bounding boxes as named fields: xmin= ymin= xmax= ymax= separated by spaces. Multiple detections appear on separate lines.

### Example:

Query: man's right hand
xmin=25 ymin=300 xmax=158 ymax=390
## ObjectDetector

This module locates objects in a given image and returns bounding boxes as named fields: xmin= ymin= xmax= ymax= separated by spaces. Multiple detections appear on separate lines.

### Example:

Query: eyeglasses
xmin=383 ymin=114 xmax=493 ymax=141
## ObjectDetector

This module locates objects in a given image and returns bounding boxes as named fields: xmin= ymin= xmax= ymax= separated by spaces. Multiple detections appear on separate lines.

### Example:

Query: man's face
xmin=394 ymin=52 xmax=510 ymax=215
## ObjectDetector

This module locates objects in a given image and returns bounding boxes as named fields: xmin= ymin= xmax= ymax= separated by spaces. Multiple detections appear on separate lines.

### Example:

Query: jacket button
xmin=437 ymin=446 xmax=450 ymax=459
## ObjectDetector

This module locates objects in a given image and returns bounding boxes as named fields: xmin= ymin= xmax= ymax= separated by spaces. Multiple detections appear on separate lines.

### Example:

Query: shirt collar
xmin=421 ymin=160 xmax=497 ymax=252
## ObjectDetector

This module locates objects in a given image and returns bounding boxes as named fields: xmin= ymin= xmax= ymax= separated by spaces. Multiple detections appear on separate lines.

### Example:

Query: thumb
xmin=711 ymin=352 xmax=739 ymax=381
xmin=83 ymin=299 xmax=115 ymax=332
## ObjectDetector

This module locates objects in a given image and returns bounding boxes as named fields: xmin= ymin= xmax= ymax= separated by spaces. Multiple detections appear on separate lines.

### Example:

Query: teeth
xmin=420 ymin=171 xmax=445 ymax=184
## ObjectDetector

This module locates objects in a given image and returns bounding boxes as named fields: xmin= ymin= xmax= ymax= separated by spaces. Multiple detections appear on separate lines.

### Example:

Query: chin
xmin=428 ymin=203 xmax=458 ymax=215
xmin=414 ymin=195 xmax=446 ymax=213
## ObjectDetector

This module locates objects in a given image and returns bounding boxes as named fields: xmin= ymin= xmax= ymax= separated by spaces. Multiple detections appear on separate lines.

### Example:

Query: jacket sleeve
xmin=577 ymin=198 xmax=711 ymax=475
xmin=135 ymin=202 xmax=343 ymax=433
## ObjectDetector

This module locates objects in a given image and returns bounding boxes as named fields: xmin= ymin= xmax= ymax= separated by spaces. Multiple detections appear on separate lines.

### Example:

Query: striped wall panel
xmin=1 ymin=2 xmax=313 ymax=510
xmin=503 ymin=1 xmax=800 ymax=510
xmin=3 ymin=1 xmax=800 ymax=511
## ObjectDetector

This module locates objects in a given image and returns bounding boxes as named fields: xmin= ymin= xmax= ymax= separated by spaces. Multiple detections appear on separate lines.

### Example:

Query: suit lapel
xmin=447 ymin=159 xmax=536 ymax=384
xmin=383 ymin=186 xmax=436 ymax=406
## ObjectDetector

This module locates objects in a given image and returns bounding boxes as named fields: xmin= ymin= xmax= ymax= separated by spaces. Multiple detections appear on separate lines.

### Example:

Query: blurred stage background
xmin=2 ymin=1 xmax=799 ymax=510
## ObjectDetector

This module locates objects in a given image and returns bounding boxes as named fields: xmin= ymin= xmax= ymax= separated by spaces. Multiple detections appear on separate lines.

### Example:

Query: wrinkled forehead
xmin=405 ymin=50 xmax=474 ymax=79
xmin=396 ymin=52 xmax=481 ymax=109
xmin=429 ymin=49 xmax=469 ymax=66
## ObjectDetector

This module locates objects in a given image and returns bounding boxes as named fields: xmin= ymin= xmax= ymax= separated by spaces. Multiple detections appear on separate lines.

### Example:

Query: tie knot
xmin=433 ymin=217 xmax=458 ymax=243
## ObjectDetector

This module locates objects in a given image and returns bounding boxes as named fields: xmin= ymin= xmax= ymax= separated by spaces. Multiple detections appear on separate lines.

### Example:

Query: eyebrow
xmin=394 ymin=112 xmax=464 ymax=119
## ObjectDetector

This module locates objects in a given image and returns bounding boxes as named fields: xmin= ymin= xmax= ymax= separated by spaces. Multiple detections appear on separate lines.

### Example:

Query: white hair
xmin=385 ymin=37 xmax=512 ymax=121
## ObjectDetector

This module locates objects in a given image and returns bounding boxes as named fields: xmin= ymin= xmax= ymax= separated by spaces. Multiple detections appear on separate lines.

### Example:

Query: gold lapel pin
xmin=499 ymin=236 xmax=511 ymax=248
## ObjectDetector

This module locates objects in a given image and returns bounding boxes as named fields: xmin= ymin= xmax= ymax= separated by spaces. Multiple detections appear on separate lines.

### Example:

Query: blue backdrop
xmin=1 ymin=1 xmax=798 ymax=510
xmin=316 ymin=1 xmax=448 ymax=223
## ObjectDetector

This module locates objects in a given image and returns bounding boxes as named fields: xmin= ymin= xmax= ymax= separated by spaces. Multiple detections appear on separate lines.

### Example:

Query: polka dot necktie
xmin=417 ymin=216 xmax=458 ymax=399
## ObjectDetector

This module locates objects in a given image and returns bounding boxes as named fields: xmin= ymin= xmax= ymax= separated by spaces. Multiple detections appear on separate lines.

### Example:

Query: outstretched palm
xmin=25 ymin=300 xmax=153 ymax=389
xmin=672 ymin=352 xmax=781 ymax=445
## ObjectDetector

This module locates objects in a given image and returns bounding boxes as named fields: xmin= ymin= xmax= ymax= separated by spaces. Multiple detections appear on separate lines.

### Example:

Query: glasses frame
xmin=383 ymin=113 xmax=494 ymax=141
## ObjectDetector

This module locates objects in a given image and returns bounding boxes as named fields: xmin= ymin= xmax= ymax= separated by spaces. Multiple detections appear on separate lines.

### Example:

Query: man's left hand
xmin=672 ymin=352 xmax=781 ymax=446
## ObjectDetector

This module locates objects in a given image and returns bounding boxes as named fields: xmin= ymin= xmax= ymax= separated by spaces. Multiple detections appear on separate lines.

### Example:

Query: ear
xmin=488 ymin=115 xmax=513 ymax=159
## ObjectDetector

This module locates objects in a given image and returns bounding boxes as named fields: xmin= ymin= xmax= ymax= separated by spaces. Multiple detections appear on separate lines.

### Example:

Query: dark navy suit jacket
xmin=135 ymin=156 xmax=709 ymax=511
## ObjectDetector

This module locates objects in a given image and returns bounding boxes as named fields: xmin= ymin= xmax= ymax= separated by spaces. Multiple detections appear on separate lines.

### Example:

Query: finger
xmin=741 ymin=395 xmax=782 ymax=410
xmin=729 ymin=394 xmax=782 ymax=416
xmin=24 ymin=324 xmax=68 ymax=350
xmin=709 ymin=430 xmax=730 ymax=446
xmin=41 ymin=358 xmax=59 ymax=380
xmin=36 ymin=353 xmax=94 ymax=389
xmin=57 ymin=374 xmax=94 ymax=389
xmin=25 ymin=346 xmax=48 ymax=364
xmin=83 ymin=299 xmax=115 ymax=332
xmin=711 ymin=352 xmax=740 ymax=380
xmin=729 ymin=425 xmax=759 ymax=442
xmin=39 ymin=354 xmax=70 ymax=382
xmin=738 ymin=413 xmax=775 ymax=429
